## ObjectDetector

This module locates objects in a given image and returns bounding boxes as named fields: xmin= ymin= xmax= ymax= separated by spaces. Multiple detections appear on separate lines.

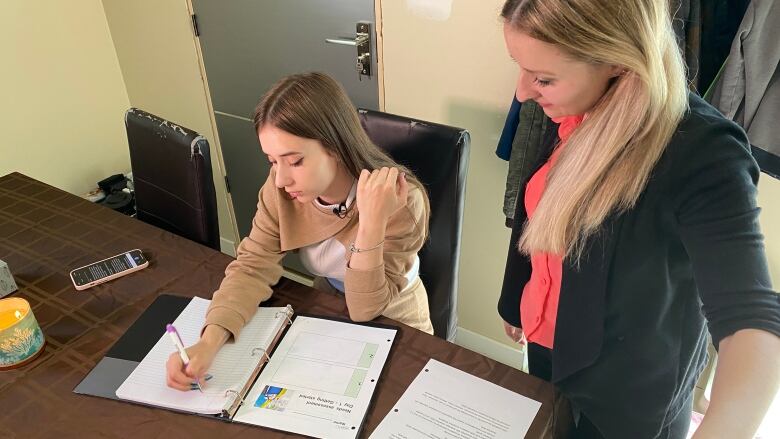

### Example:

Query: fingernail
xmin=190 ymin=374 xmax=212 ymax=386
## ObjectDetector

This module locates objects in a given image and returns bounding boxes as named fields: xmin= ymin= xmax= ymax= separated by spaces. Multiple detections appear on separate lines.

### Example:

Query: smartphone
xmin=70 ymin=249 xmax=148 ymax=290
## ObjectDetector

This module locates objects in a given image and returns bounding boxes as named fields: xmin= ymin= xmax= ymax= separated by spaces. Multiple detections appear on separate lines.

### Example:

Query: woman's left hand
xmin=356 ymin=167 xmax=408 ymax=225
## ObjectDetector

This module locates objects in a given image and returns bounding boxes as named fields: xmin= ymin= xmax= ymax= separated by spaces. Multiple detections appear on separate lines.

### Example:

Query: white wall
xmin=0 ymin=1 xmax=130 ymax=195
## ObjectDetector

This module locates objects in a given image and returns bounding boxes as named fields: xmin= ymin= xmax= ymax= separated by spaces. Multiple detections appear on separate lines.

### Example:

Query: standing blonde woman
xmin=166 ymin=72 xmax=433 ymax=390
xmin=496 ymin=0 xmax=780 ymax=437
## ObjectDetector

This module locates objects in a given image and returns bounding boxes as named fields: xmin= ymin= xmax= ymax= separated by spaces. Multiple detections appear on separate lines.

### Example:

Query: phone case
xmin=70 ymin=250 xmax=149 ymax=291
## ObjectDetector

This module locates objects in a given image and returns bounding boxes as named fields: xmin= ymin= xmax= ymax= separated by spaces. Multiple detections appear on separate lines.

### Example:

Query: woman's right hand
xmin=165 ymin=340 xmax=220 ymax=391
xmin=503 ymin=320 xmax=527 ymax=347
xmin=356 ymin=167 xmax=409 ymax=225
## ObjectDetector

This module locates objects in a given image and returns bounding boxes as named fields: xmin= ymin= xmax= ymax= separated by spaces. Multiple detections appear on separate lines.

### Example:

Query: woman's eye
xmin=291 ymin=158 xmax=303 ymax=167
xmin=534 ymin=78 xmax=552 ymax=87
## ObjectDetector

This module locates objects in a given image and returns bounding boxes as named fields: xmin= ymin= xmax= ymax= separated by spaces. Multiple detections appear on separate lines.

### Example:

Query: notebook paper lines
xmin=115 ymin=297 xmax=288 ymax=415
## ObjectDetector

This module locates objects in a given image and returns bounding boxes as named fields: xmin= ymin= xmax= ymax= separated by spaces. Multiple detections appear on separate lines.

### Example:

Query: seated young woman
xmin=166 ymin=72 xmax=433 ymax=391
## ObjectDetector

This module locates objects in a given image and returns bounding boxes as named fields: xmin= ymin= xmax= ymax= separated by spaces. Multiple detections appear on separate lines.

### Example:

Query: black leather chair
xmin=358 ymin=109 xmax=470 ymax=341
xmin=125 ymin=108 xmax=220 ymax=250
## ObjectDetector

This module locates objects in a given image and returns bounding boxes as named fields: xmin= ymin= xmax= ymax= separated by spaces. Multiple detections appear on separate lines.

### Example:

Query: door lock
xmin=354 ymin=22 xmax=371 ymax=78
xmin=325 ymin=21 xmax=372 ymax=79
xmin=356 ymin=53 xmax=370 ymax=77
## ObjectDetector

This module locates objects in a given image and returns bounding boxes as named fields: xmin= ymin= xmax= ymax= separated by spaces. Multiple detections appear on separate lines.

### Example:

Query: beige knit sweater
xmin=205 ymin=171 xmax=434 ymax=339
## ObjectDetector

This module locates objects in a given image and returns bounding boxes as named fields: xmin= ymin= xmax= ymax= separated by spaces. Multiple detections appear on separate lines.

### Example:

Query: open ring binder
xmin=110 ymin=296 xmax=397 ymax=439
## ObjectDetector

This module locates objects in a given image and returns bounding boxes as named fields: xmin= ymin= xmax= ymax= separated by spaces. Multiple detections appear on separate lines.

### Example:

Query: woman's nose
xmin=515 ymin=71 xmax=540 ymax=102
xmin=274 ymin=165 xmax=292 ymax=188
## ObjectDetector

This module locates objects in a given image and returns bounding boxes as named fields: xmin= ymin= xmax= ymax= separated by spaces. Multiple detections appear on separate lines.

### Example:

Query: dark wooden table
xmin=0 ymin=172 xmax=571 ymax=438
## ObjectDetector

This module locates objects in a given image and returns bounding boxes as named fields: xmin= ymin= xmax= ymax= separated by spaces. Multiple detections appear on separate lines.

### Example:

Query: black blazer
xmin=498 ymin=93 xmax=780 ymax=438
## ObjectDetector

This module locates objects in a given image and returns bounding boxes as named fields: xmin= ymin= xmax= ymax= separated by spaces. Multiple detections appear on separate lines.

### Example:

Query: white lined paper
xmin=116 ymin=297 xmax=288 ymax=415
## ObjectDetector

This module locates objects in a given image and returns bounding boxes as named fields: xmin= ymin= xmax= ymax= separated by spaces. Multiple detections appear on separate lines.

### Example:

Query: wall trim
xmin=454 ymin=326 xmax=526 ymax=372
xmin=219 ymin=237 xmax=236 ymax=257
xmin=281 ymin=269 xmax=314 ymax=287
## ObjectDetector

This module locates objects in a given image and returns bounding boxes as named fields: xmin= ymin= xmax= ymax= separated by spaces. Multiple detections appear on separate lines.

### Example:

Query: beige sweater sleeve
xmin=343 ymin=186 xmax=429 ymax=321
xmin=204 ymin=180 xmax=285 ymax=341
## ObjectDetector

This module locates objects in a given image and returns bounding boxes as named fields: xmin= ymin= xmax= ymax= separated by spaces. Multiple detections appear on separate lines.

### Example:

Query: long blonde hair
xmin=502 ymin=0 xmax=688 ymax=260
xmin=253 ymin=72 xmax=430 ymax=223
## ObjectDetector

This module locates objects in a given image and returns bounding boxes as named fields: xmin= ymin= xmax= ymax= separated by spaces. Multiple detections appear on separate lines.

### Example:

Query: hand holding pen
xmin=165 ymin=324 xmax=212 ymax=392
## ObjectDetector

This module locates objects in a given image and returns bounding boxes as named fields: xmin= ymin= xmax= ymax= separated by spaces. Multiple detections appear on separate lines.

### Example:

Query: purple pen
xmin=166 ymin=324 xmax=190 ymax=363
xmin=166 ymin=323 xmax=203 ymax=392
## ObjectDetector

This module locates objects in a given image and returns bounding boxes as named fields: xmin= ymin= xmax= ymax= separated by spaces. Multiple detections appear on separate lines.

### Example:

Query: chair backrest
xmin=125 ymin=108 xmax=220 ymax=250
xmin=358 ymin=109 xmax=470 ymax=341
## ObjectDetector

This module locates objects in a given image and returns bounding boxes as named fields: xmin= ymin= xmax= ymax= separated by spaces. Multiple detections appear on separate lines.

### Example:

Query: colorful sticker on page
xmin=255 ymin=385 xmax=293 ymax=411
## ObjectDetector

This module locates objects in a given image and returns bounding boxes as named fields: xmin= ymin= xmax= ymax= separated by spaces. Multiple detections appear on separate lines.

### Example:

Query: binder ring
xmin=251 ymin=347 xmax=270 ymax=362
xmin=223 ymin=389 xmax=246 ymax=404
xmin=274 ymin=305 xmax=293 ymax=325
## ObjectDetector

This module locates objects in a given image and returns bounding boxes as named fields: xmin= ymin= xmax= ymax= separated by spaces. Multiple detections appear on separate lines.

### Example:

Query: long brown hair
xmin=502 ymin=0 xmax=688 ymax=260
xmin=253 ymin=72 xmax=430 ymax=220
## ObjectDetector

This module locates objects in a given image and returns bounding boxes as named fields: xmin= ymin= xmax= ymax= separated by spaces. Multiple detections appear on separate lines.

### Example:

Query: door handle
xmin=325 ymin=35 xmax=368 ymax=46
xmin=324 ymin=22 xmax=372 ymax=78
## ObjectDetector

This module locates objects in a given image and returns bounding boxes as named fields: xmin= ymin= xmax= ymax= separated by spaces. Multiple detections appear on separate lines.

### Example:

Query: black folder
xmin=73 ymin=294 xmax=192 ymax=401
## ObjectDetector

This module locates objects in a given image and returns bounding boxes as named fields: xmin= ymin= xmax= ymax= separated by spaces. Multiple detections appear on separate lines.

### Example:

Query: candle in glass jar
xmin=0 ymin=298 xmax=45 ymax=370
xmin=0 ymin=308 xmax=26 ymax=329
